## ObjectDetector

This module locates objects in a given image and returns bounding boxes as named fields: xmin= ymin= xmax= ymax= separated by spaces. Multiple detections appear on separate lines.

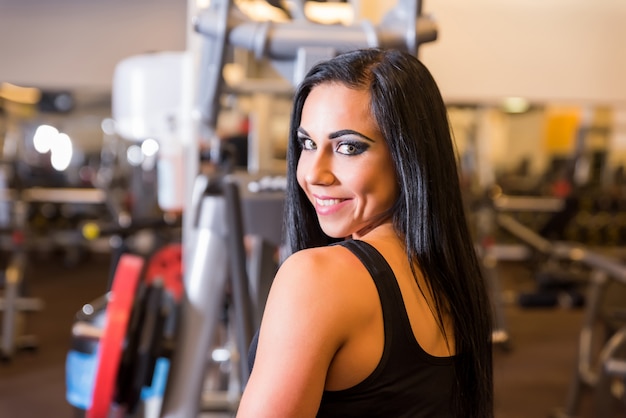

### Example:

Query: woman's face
xmin=296 ymin=82 xmax=399 ymax=239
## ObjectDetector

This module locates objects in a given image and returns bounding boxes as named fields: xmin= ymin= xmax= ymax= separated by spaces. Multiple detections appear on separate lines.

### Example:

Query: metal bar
xmin=493 ymin=195 xmax=565 ymax=212
xmin=1 ymin=262 xmax=19 ymax=359
xmin=593 ymin=327 xmax=626 ymax=417
xmin=496 ymin=213 xmax=626 ymax=285
xmin=481 ymin=246 xmax=511 ymax=349
xmin=496 ymin=214 xmax=553 ymax=254
xmin=0 ymin=297 xmax=44 ymax=311
xmin=578 ymin=250 xmax=626 ymax=286
xmin=223 ymin=177 xmax=254 ymax=386
xmin=0 ymin=251 xmax=27 ymax=360
xmin=490 ymin=244 xmax=531 ymax=261
xmin=21 ymin=188 xmax=106 ymax=204
xmin=160 ymin=180 xmax=233 ymax=418
xmin=0 ymin=187 xmax=106 ymax=205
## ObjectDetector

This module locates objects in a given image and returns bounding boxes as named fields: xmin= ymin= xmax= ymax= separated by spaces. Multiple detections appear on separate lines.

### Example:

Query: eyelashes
xmin=296 ymin=135 xmax=370 ymax=156
xmin=297 ymin=136 xmax=315 ymax=151
xmin=337 ymin=141 xmax=369 ymax=155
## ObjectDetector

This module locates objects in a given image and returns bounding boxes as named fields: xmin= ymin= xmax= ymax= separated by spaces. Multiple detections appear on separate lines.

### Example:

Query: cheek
xmin=369 ymin=161 xmax=399 ymax=206
xmin=345 ymin=169 xmax=388 ymax=205
xmin=383 ymin=162 xmax=400 ymax=198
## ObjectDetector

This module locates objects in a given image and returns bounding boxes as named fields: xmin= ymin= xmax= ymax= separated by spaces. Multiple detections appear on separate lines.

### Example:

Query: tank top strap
xmin=336 ymin=239 xmax=412 ymax=344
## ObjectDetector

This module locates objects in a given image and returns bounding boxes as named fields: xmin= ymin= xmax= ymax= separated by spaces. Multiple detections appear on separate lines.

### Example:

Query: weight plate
xmin=87 ymin=254 xmax=144 ymax=418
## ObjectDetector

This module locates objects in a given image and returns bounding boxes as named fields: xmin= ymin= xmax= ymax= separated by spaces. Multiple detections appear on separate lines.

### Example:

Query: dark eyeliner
xmin=338 ymin=140 xmax=369 ymax=155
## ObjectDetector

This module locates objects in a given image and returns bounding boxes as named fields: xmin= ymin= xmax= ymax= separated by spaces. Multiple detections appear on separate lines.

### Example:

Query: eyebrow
xmin=297 ymin=127 xmax=375 ymax=143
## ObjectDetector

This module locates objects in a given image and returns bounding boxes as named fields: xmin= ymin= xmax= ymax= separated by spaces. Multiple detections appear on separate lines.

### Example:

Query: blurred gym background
xmin=1 ymin=0 xmax=625 ymax=417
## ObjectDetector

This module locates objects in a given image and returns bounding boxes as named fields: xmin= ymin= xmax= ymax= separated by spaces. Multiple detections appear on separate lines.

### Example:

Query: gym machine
xmin=494 ymin=197 xmax=589 ymax=309
xmin=491 ymin=211 xmax=626 ymax=417
xmin=72 ymin=0 xmax=438 ymax=417
xmin=549 ymin=245 xmax=626 ymax=417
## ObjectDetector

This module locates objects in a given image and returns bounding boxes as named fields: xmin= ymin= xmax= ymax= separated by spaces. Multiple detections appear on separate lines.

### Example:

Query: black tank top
xmin=248 ymin=240 xmax=455 ymax=417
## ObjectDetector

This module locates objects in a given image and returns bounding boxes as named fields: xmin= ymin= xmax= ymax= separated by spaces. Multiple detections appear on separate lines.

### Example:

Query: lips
xmin=312 ymin=195 xmax=349 ymax=215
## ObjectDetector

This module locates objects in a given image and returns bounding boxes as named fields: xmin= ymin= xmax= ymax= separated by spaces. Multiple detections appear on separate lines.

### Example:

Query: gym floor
xmin=0 ymin=250 xmax=621 ymax=417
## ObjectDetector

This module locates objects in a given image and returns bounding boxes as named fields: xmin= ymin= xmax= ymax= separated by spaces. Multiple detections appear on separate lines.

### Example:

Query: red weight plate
xmin=87 ymin=254 xmax=144 ymax=418
xmin=144 ymin=243 xmax=183 ymax=301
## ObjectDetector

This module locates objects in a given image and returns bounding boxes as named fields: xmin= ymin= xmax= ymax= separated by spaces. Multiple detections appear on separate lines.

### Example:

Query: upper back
xmin=316 ymin=239 xmax=455 ymax=418
xmin=242 ymin=232 xmax=456 ymax=418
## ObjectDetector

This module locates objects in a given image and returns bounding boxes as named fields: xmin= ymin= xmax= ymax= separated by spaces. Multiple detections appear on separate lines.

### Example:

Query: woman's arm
xmin=236 ymin=247 xmax=354 ymax=417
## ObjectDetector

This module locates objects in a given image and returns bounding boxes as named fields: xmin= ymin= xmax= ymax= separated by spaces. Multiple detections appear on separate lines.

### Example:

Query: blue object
xmin=65 ymin=350 xmax=97 ymax=409
xmin=141 ymin=357 xmax=170 ymax=400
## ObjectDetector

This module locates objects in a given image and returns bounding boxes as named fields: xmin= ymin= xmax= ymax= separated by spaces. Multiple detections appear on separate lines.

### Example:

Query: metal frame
xmin=495 ymin=210 xmax=626 ymax=418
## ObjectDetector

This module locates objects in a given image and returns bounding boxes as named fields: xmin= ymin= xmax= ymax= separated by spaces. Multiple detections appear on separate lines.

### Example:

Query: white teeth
xmin=316 ymin=198 xmax=342 ymax=207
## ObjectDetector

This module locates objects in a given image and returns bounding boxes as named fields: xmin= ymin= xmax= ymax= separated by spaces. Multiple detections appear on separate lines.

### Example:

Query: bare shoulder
xmin=278 ymin=244 xmax=362 ymax=280
xmin=264 ymin=244 xmax=378 ymax=323
xmin=272 ymin=244 xmax=373 ymax=298
xmin=265 ymin=243 xmax=377 ymax=331
xmin=256 ymin=243 xmax=373 ymax=363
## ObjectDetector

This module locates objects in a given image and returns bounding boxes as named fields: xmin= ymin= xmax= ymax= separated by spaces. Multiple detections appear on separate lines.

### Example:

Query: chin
xmin=320 ymin=227 xmax=350 ymax=240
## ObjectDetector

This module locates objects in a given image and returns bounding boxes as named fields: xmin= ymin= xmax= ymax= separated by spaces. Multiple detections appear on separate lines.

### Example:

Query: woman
xmin=237 ymin=48 xmax=493 ymax=417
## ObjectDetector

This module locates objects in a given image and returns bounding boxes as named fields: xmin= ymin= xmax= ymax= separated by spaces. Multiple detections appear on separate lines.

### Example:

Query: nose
xmin=302 ymin=150 xmax=335 ymax=186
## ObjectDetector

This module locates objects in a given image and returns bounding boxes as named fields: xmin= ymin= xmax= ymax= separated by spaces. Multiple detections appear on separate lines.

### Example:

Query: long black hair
xmin=283 ymin=48 xmax=493 ymax=418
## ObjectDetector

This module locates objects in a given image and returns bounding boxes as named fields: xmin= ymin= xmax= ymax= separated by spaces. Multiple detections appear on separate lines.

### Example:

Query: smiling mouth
xmin=315 ymin=197 xmax=344 ymax=207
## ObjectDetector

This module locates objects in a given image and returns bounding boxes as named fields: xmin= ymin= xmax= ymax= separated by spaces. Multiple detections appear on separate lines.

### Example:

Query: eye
xmin=297 ymin=136 xmax=316 ymax=151
xmin=337 ymin=141 xmax=369 ymax=156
